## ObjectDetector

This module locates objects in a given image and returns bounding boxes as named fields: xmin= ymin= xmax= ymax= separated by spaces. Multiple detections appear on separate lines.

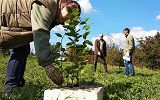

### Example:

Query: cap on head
xmin=99 ymin=34 xmax=103 ymax=37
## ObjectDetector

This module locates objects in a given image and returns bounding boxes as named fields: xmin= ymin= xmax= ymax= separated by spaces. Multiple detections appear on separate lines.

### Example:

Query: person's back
xmin=0 ymin=0 xmax=59 ymax=28
xmin=0 ymin=0 xmax=33 ymax=28
xmin=0 ymin=0 xmax=59 ymax=49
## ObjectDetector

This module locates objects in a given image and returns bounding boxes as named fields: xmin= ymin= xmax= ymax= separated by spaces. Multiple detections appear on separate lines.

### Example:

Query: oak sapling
xmin=55 ymin=8 xmax=92 ymax=87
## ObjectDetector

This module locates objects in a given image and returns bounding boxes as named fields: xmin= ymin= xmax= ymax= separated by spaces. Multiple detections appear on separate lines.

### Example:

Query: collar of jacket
xmin=125 ymin=33 xmax=130 ymax=38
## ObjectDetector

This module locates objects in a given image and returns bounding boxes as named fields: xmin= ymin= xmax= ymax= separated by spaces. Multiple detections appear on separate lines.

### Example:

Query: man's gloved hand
xmin=43 ymin=64 xmax=64 ymax=86
xmin=98 ymin=52 xmax=101 ymax=55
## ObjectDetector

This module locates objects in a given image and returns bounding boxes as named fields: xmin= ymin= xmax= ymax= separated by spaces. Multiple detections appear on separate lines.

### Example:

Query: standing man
xmin=0 ymin=0 xmax=81 ymax=92
xmin=93 ymin=34 xmax=108 ymax=73
xmin=123 ymin=28 xmax=135 ymax=76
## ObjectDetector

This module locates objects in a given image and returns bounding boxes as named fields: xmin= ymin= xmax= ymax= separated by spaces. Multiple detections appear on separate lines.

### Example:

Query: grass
xmin=0 ymin=54 xmax=160 ymax=100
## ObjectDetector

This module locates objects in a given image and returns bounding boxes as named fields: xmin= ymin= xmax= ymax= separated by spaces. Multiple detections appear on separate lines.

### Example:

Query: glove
xmin=98 ymin=52 xmax=101 ymax=55
xmin=44 ymin=64 xmax=64 ymax=86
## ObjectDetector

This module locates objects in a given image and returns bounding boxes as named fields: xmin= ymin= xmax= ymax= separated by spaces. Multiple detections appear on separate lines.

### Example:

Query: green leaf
xmin=76 ymin=44 xmax=85 ymax=49
xmin=55 ymin=33 xmax=62 ymax=37
xmin=76 ymin=29 xmax=80 ymax=32
xmin=53 ymin=59 xmax=60 ymax=65
xmin=80 ymin=21 xmax=86 ymax=25
xmin=56 ymin=42 xmax=61 ymax=47
xmin=85 ymin=18 xmax=90 ymax=22
xmin=83 ymin=41 xmax=86 ymax=46
xmin=80 ymin=61 xmax=86 ymax=65
xmin=77 ymin=35 xmax=82 ymax=39
xmin=73 ymin=18 xmax=79 ymax=25
xmin=67 ymin=7 xmax=72 ymax=13
xmin=63 ymin=25 xmax=70 ymax=29
xmin=83 ymin=32 xmax=90 ymax=39
xmin=66 ymin=42 xmax=74 ymax=46
xmin=75 ymin=38 xmax=79 ymax=42
xmin=70 ymin=25 xmax=75 ymax=29
xmin=85 ymin=40 xmax=93 ymax=46
xmin=82 ymin=49 xmax=90 ymax=55
xmin=64 ymin=25 xmax=75 ymax=31
xmin=66 ymin=20 xmax=71 ymax=24
xmin=68 ymin=37 xmax=74 ymax=42
xmin=84 ymin=25 xmax=90 ymax=30
xmin=65 ymin=32 xmax=76 ymax=37
xmin=61 ymin=48 xmax=65 ymax=52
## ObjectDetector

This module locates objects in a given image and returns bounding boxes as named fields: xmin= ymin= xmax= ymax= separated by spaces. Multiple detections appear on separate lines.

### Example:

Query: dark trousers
xmin=5 ymin=44 xmax=30 ymax=92
xmin=94 ymin=54 xmax=107 ymax=72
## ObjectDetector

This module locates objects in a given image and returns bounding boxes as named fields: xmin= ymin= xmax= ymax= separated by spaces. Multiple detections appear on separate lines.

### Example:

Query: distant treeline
xmin=1 ymin=32 xmax=159 ymax=69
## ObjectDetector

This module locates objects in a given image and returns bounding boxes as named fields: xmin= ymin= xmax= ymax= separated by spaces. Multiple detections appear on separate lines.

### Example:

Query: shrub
xmin=55 ymin=8 xmax=92 ymax=86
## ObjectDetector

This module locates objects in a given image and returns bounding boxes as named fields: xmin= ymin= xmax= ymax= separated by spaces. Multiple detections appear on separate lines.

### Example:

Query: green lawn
xmin=0 ymin=54 xmax=160 ymax=100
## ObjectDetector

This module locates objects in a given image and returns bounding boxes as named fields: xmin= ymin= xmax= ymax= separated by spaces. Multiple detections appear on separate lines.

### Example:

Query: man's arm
xmin=31 ymin=2 xmax=54 ymax=66
xmin=95 ymin=39 xmax=100 ymax=52
xmin=127 ymin=34 xmax=135 ymax=54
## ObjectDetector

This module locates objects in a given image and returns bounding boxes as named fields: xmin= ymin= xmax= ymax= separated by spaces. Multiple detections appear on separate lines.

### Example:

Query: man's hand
xmin=126 ymin=52 xmax=129 ymax=56
xmin=98 ymin=52 xmax=101 ymax=55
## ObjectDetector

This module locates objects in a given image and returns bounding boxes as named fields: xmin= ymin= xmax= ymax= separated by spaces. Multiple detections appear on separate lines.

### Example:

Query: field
xmin=0 ymin=55 xmax=160 ymax=100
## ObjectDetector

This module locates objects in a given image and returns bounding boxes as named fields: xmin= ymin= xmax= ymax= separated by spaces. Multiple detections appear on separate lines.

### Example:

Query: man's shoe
xmin=44 ymin=64 xmax=64 ymax=86
xmin=16 ymin=78 xmax=25 ymax=87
